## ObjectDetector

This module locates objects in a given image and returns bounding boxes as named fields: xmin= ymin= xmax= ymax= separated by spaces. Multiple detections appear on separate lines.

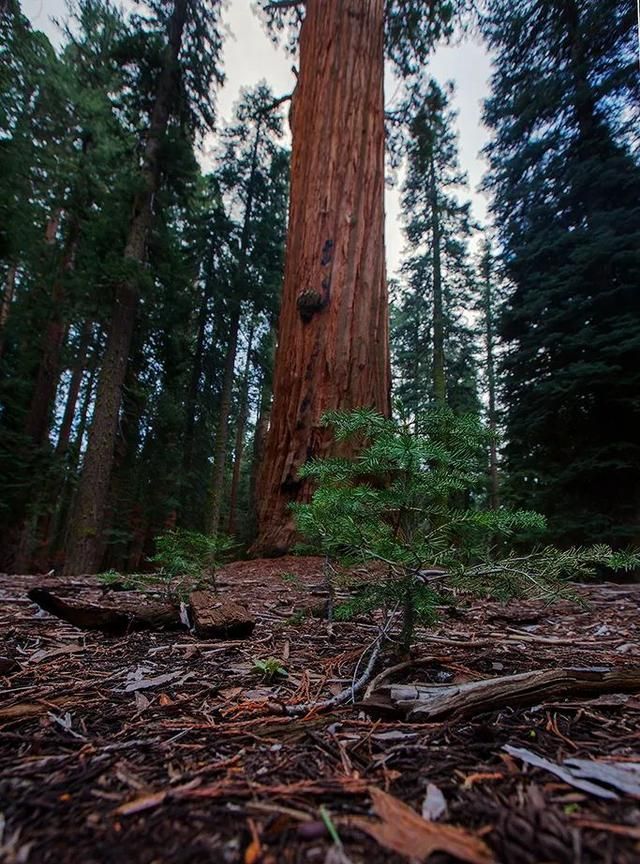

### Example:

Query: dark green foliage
xmin=98 ymin=528 xmax=235 ymax=600
xmin=150 ymin=527 xmax=235 ymax=593
xmin=0 ymin=4 xmax=288 ymax=572
xmin=294 ymin=409 xmax=639 ymax=647
xmin=482 ymin=0 xmax=640 ymax=544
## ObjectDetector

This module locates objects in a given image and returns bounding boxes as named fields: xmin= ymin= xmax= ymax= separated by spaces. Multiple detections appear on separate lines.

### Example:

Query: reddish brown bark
xmin=253 ymin=0 xmax=390 ymax=554
xmin=63 ymin=0 xmax=188 ymax=576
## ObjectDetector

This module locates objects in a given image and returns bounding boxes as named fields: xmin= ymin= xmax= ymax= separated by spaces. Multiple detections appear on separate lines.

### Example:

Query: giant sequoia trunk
xmin=253 ymin=0 xmax=390 ymax=555
xmin=63 ymin=0 xmax=188 ymax=576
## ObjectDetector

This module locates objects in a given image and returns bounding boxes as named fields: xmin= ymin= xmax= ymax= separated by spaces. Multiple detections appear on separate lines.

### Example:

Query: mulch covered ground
xmin=1 ymin=557 xmax=639 ymax=864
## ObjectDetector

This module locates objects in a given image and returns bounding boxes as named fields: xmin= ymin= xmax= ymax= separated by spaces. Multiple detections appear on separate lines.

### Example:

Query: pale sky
xmin=21 ymin=0 xmax=493 ymax=275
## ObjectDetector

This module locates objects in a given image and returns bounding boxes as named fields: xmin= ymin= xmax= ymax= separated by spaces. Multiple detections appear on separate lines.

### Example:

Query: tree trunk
xmin=209 ymin=306 xmax=241 ymax=534
xmin=0 ymin=262 xmax=17 ymax=359
xmin=253 ymin=0 xmax=390 ymax=555
xmin=50 ymin=357 xmax=98 ymax=560
xmin=249 ymin=329 xmax=275 ymax=538
xmin=56 ymin=320 xmax=92 ymax=456
xmin=482 ymin=249 xmax=500 ymax=510
xmin=429 ymin=153 xmax=445 ymax=406
xmin=182 ymin=266 xmax=214 ymax=478
xmin=24 ymin=222 xmax=80 ymax=448
xmin=63 ymin=0 xmax=188 ymax=576
xmin=70 ymin=355 xmax=97 ymax=471
xmin=209 ymin=120 xmax=263 ymax=536
xmin=227 ymin=318 xmax=256 ymax=535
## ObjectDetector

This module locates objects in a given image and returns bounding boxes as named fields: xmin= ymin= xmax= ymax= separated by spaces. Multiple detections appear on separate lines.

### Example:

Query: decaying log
xmin=370 ymin=667 xmax=640 ymax=721
xmin=189 ymin=592 xmax=255 ymax=639
xmin=28 ymin=588 xmax=181 ymax=634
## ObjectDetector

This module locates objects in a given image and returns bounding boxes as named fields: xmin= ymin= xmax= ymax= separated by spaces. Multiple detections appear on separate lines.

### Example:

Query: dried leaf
xmin=244 ymin=818 xmax=262 ymax=864
xmin=219 ymin=687 xmax=244 ymax=701
xmin=348 ymin=786 xmax=495 ymax=864
xmin=422 ymin=784 xmax=447 ymax=821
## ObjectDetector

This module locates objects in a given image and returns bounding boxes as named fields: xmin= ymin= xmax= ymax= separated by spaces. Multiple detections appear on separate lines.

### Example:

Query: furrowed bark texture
xmin=63 ymin=0 xmax=188 ymax=576
xmin=254 ymin=0 xmax=390 ymax=554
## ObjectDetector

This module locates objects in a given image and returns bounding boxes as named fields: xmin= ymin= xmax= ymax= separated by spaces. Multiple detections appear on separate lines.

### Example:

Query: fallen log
xmin=28 ymin=588 xmax=182 ymax=634
xmin=368 ymin=666 xmax=640 ymax=721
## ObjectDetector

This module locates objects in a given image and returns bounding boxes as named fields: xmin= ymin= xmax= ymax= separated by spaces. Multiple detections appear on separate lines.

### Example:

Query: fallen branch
xmin=369 ymin=666 xmax=640 ymax=721
xmin=283 ymin=634 xmax=383 ymax=716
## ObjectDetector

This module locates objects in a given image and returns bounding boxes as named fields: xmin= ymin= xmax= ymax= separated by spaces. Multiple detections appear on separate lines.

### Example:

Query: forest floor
xmin=1 ymin=557 xmax=640 ymax=864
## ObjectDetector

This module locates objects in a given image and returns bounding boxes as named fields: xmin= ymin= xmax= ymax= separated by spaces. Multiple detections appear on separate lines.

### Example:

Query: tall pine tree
xmin=482 ymin=0 xmax=640 ymax=544
xmin=392 ymin=79 xmax=479 ymax=419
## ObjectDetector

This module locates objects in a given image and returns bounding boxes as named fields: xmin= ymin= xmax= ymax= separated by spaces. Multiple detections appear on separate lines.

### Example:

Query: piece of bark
xmin=28 ymin=587 xmax=181 ymax=634
xmin=189 ymin=592 xmax=255 ymax=639
xmin=370 ymin=666 xmax=640 ymax=721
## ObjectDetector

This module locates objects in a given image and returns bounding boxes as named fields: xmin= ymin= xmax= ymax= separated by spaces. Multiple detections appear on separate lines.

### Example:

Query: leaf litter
xmin=1 ymin=558 xmax=640 ymax=863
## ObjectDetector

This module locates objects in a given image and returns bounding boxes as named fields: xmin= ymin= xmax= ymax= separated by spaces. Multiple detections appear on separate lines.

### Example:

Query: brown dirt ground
xmin=1 ymin=557 xmax=639 ymax=864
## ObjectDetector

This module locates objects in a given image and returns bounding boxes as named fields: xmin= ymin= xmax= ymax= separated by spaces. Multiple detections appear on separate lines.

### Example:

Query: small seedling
xmin=253 ymin=657 xmax=288 ymax=682
xmin=293 ymin=407 xmax=640 ymax=650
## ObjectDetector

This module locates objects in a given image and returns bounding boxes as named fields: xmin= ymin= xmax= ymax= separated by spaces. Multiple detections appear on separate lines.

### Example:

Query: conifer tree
xmin=64 ymin=0 xmax=224 ymax=575
xmin=392 ymin=79 xmax=479 ymax=420
xmin=482 ymin=0 xmax=640 ymax=544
